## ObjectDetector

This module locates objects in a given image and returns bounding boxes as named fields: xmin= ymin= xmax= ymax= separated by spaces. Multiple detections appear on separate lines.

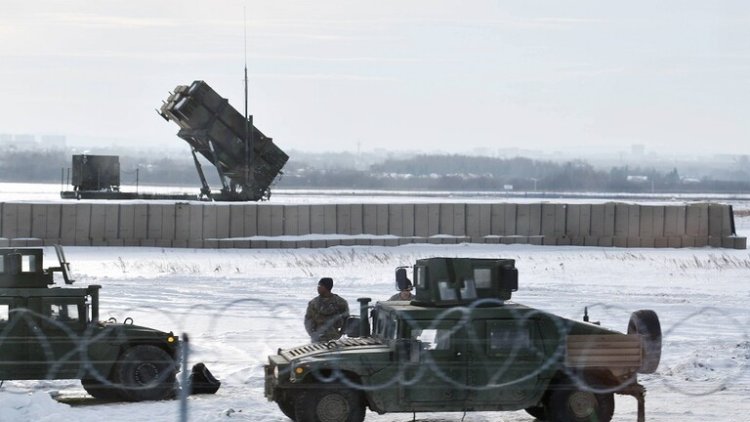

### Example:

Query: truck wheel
xmin=524 ymin=404 xmax=547 ymax=420
xmin=114 ymin=345 xmax=177 ymax=401
xmin=628 ymin=309 xmax=662 ymax=374
xmin=278 ymin=398 xmax=297 ymax=420
xmin=294 ymin=385 xmax=365 ymax=422
xmin=547 ymin=388 xmax=614 ymax=422
xmin=81 ymin=377 xmax=120 ymax=401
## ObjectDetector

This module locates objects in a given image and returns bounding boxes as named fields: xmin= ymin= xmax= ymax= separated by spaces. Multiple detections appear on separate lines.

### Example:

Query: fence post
xmin=179 ymin=333 xmax=190 ymax=422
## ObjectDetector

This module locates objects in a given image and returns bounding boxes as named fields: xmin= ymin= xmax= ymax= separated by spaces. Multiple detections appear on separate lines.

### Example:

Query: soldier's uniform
xmin=388 ymin=291 xmax=415 ymax=301
xmin=304 ymin=294 xmax=349 ymax=342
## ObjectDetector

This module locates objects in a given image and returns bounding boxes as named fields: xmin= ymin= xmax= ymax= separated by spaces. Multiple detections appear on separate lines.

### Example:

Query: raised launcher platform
xmin=159 ymin=80 xmax=289 ymax=201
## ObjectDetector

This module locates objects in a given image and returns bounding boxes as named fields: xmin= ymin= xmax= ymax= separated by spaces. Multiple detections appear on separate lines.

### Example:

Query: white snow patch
xmin=0 ymin=223 xmax=748 ymax=421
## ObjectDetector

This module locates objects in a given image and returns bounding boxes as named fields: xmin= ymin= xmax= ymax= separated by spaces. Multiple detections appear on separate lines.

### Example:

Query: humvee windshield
xmin=412 ymin=326 xmax=452 ymax=351
xmin=21 ymin=255 xmax=36 ymax=272
xmin=0 ymin=302 xmax=9 ymax=322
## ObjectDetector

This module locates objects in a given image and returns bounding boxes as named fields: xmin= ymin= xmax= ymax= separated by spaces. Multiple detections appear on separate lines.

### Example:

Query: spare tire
xmin=628 ymin=310 xmax=662 ymax=374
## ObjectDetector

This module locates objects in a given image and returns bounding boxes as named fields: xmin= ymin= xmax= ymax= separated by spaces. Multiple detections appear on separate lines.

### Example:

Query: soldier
xmin=388 ymin=278 xmax=414 ymax=301
xmin=304 ymin=277 xmax=350 ymax=342
xmin=388 ymin=268 xmax=415 ymax=301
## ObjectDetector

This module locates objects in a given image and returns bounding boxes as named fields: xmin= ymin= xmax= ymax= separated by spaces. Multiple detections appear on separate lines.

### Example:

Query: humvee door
xmin=464 ymin=319 xmax=546 ymax=409
xmin=399 ymin=320 xmax=469 ymax=407
xmin=25 ymin=296 xmax=88 ymax=379
xmin=0 ymin=297 xmax=29 ymax=378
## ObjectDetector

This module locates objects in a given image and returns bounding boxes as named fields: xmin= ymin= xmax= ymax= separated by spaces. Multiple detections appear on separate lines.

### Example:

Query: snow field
xmin=0 ymin=217 xmax=748 ymax=421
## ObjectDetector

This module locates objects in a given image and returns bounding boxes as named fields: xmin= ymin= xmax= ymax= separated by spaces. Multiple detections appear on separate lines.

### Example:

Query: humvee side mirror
xmin=395 ymin=267 xmax=411 ymax=291
xmin=498 ymin=266 xmax=518 ymax=291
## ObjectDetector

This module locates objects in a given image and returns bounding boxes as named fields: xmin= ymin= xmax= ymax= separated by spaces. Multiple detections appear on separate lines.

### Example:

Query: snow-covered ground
xmin=0 ymin=184 xmax=748 ymax=422
xmin=1 ymin=218 xmax=749 ymax=422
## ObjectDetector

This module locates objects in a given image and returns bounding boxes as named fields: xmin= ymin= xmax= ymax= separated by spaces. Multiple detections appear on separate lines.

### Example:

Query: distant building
xmin=631 ymin=144 xmax=645 ymax=156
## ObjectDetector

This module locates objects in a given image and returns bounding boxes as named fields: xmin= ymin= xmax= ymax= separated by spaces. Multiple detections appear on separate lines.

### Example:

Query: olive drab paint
xmin=0 ymin=247 xmax=180 ymax=401
xmin=265 ymin=257 xmax=660 ymax=422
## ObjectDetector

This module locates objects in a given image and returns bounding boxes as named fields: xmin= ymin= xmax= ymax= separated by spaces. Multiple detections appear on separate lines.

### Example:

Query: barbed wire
xmin=1 ymin=299 xmax=748 ymax=407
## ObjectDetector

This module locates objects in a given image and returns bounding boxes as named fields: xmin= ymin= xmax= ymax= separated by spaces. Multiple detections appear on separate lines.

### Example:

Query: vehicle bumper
xmin=264 ymin=364 xmax=277 ymax=401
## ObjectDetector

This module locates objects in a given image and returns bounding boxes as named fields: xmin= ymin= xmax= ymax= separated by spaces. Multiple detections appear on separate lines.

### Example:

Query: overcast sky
xmin=1 ymin=1 xmax=749 ymax=155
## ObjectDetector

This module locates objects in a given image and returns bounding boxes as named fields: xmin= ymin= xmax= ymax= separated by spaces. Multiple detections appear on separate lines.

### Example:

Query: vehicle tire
xmin=278 ymin=397 xmax=297 ymax=420
xmin=525 ymin=404 xmax=548 ymax=420
xmin=294 ymin=384 xmax=365 ymax=422
xmin=81 ymin=377 xmax=120 ymax=401
xmin=627 ymin=310 xmax=662 ymax=374
xmin=546 ymin=387 xmax=614 ymax=422
xmin=113 ymin=345 xmax=177 ymax=401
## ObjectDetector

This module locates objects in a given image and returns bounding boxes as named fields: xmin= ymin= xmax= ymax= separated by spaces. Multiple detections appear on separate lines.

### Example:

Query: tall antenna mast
xmin=242 ymin=6 xmax=255 ymax=195
xmin=243 ymin=5 xmax=252 ymax=189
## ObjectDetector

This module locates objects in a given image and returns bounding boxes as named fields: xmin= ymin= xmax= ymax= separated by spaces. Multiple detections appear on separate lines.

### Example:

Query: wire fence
xmin=1 ymin=299 xmax=749 ymax=421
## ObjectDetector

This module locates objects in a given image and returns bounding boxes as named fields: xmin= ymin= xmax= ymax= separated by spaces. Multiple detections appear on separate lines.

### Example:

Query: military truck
xmin=0 ymin=246 xmax=179 ymax=401
xmin=264 ymin=257 xmax=662 ymax=422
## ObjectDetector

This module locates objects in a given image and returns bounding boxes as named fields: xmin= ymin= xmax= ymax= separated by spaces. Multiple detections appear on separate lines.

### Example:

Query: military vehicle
xmin=0 ymin=246 xmax=180 ymax=401
xmin=264 ymin=257 xmax=662 ymax=422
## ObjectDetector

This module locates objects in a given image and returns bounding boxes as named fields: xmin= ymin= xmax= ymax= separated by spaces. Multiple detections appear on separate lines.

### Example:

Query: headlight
xmin=273 ymin=366 xmax=279 ymax=379
xmin=290 ymin=365 xmax=306 ymax=381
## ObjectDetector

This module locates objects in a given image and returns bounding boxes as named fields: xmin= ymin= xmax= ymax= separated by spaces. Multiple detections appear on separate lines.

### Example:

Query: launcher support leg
xmin=207 ymin=140 xmax=230 ymax=193
xmin=191 ymin=148 xmax=212 ymax=199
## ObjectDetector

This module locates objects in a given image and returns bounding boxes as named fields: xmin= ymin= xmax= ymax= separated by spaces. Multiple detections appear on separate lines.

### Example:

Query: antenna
xmin=244 ymin=5 xmax=250 ymax=187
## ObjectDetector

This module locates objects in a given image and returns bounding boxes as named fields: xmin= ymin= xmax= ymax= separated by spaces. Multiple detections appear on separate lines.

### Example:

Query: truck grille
xmin=281 ymin=337 xmax=382 ymax=359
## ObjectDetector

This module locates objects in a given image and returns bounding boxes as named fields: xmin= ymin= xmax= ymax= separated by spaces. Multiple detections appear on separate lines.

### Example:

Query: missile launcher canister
xmin=159 ymin=80 xmax=288 ymax=201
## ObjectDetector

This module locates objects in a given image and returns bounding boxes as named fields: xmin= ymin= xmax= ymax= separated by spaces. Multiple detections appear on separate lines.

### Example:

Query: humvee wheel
xmin=81 ymin=377 xmax=120 ymax=401
xmin=547 ymin=388 xmax=614 ymax=422
xmin=524 ymin=404 xmax=547 ymax=420
xmin=114 ymin=345 xmax=177 ymax=401
xmin=294 ymin=385 xmax=365 ymax=422
xmin=628 ymin=309 xmax=662 ymax=374
xmin=278 ymin=397 xmax=297 ymax=420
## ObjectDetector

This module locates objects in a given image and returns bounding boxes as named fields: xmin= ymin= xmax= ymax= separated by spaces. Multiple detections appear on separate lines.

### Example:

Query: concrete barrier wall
xmin=0 ymin=201 xmax=745 ymax=249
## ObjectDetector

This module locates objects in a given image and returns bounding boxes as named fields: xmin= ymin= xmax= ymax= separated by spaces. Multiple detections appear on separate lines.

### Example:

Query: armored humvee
xmin=0 ymin=246 xmax=179 ymax=401
xmin=264 ymin=257 xmax=662 ymax=422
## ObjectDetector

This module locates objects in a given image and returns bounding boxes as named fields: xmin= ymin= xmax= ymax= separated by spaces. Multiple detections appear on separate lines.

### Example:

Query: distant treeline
xmin=1 ymin=148 xmax=749 ymax=193
xmin=279 ymin=155 xmax=750 ymax=193
xmin=0 ymin=148 xmax=204 ymax=186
